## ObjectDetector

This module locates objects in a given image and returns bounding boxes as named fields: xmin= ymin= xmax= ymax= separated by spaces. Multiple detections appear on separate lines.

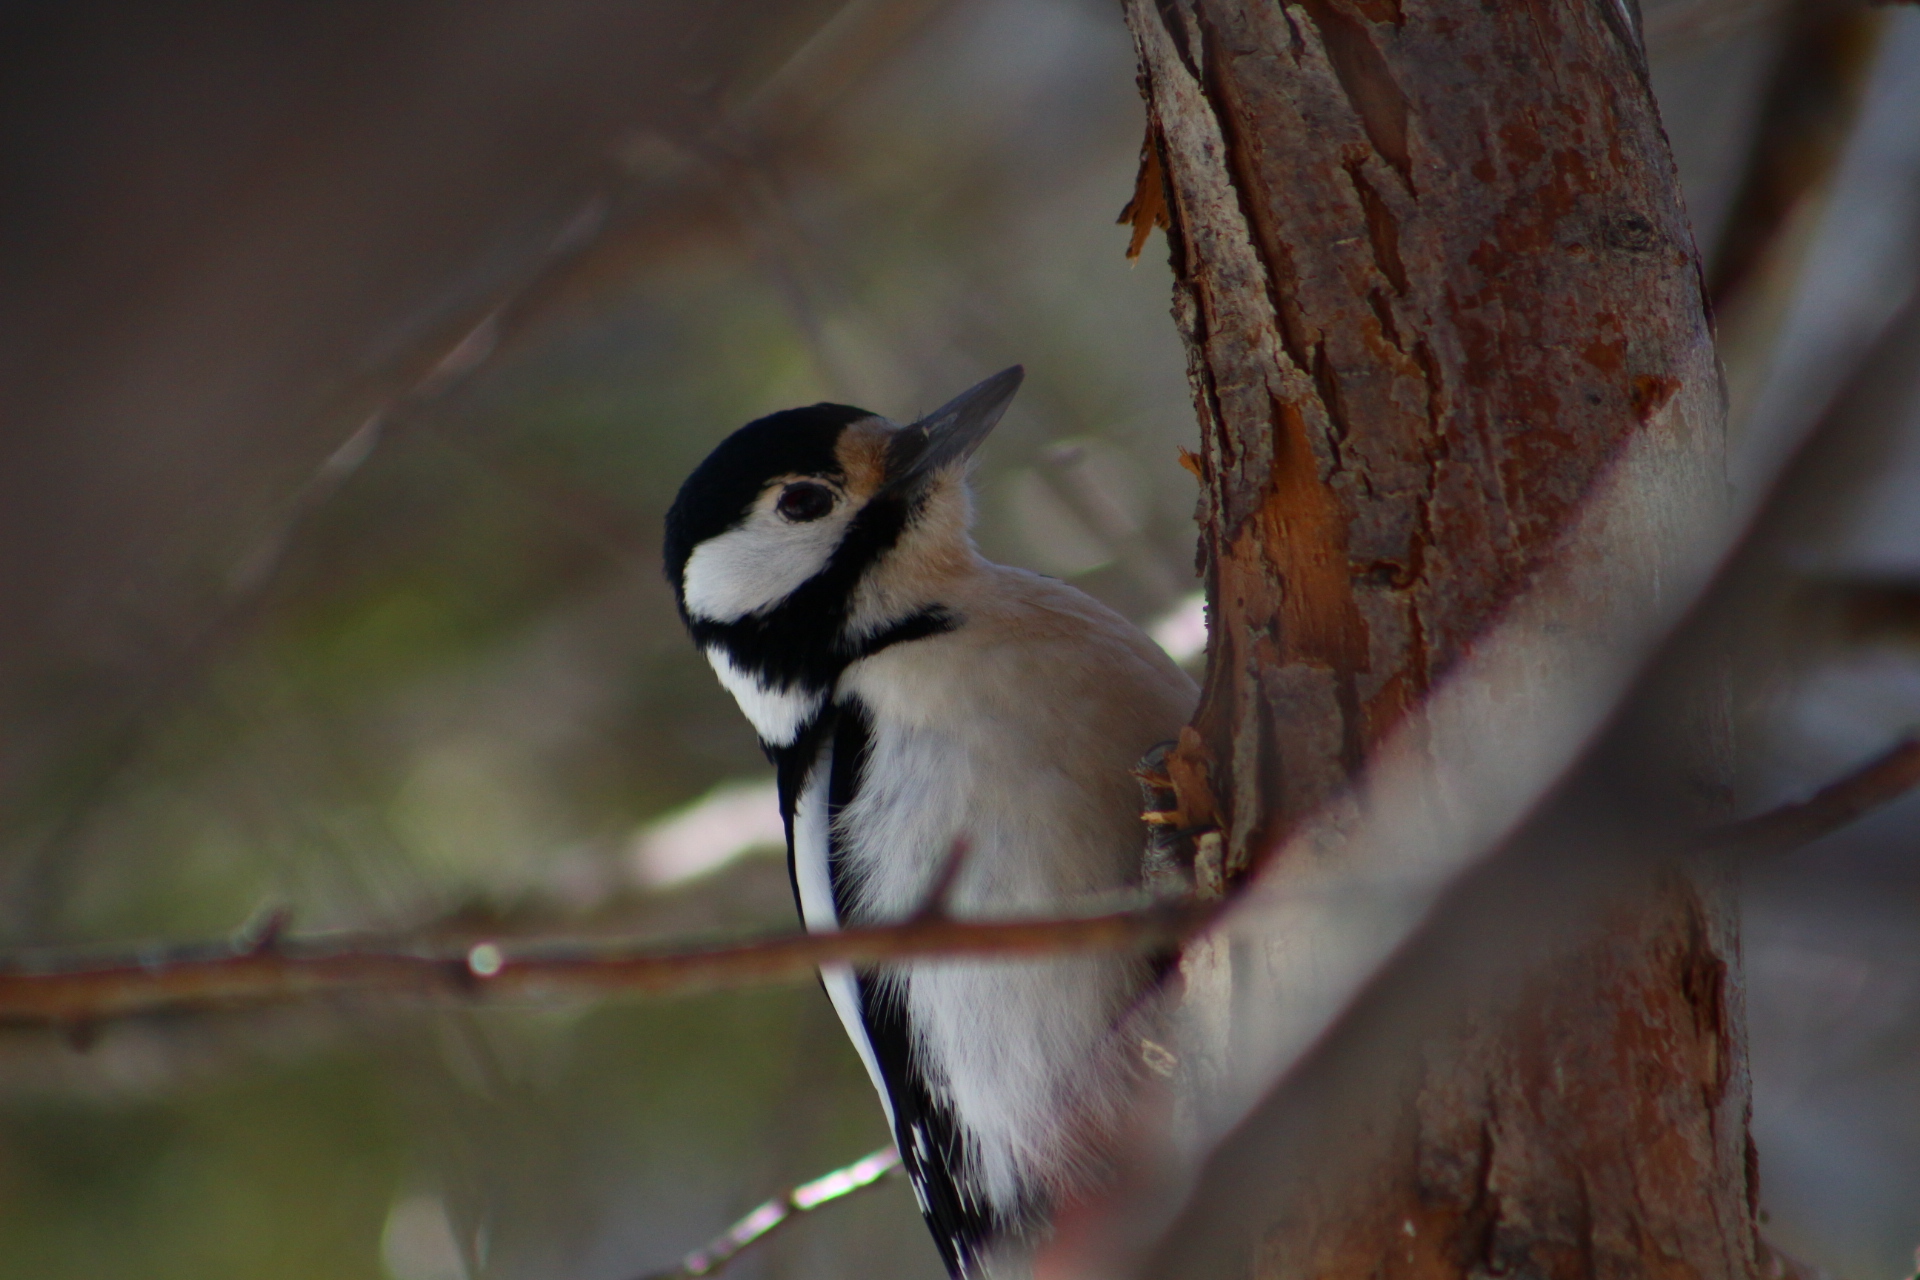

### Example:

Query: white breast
xmin=832 ymin=565 xmax=1198 ymax=1209
xmin=832 ymin=699 xmax=1147 ymax=1209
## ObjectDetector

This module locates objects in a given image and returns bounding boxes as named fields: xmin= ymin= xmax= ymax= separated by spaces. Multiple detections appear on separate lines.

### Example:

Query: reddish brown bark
xmin=1123 ymin=0 xmax=1753 ymax=1276
xmin=1136 ymin=0 xmax=1715 ymax=852
xmin=1255 ymin=875 xmax=1753 ymax=1280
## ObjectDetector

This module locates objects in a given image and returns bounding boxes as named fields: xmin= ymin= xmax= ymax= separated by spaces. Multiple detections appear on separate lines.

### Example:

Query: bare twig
xmin=1 ymin=737 xmax=1914 ymax=1028
xmin=635 ymin=1147 xmax=901 ymax=1280
xmin=909 ymin=837 xmax=971 ymax=922
xmin=1695 ymin=737 xmax=1920 ymax=857
xmin=0 ymin=901 xmax=1217 ymax=1027
xmin=1705 ymin=0 xmax=1883 ymax=312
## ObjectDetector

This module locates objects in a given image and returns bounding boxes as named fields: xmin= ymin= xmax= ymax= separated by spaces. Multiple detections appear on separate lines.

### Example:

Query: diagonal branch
xmin=1693 ymin=737 xmax=1920 ymax=857
xmin=633 ymin=1147 xmax=901 ymax=1280
xmin=0 ymin=738 xmax=1914 ymax=1029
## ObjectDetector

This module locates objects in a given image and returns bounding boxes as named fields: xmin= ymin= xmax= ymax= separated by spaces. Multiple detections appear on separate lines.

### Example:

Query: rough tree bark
xmin=1122 ymin=2 xmax=1754 ymax=1278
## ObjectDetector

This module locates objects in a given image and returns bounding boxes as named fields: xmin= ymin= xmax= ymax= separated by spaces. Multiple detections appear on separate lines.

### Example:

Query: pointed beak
xmin=883 ymin=365 xmax=1024 ymax=496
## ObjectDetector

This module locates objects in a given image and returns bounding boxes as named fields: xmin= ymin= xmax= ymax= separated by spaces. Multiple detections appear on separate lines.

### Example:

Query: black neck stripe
xmin=685 ymin=486 xmax=942 ymax=691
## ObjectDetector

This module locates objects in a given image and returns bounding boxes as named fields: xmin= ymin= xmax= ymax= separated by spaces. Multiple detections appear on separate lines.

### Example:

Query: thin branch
xmin=0 ymin=902 xmax=1217 ymax=1027
xmin=1 ymin=738 xmax=1914 ymax=1028
xmin=908 ymin=837 xmax=971 ymax=922
xmin=1694 ymin=736 xmax=1920 ymax=857
xmin=1705 ymin=0 xmax=1883 ymax=311
xmin=634 ymin=1147 xmax=901 ymax=1280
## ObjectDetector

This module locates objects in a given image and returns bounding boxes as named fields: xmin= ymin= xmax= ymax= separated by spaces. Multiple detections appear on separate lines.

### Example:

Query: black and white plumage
xmin=663 ymin=367 xmax=1197 ymax=1277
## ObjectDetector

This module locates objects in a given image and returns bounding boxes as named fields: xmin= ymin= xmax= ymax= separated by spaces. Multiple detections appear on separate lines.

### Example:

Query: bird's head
xmin=664 ymin=366 xmax=1022 ymax=650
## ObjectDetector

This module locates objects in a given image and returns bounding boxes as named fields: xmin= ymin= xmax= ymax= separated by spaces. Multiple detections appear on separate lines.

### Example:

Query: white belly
xmin=833 ymin=702 xmax=1146 ymax=1210
xmin=801 ymin=562 xmax=1197 ymax=1214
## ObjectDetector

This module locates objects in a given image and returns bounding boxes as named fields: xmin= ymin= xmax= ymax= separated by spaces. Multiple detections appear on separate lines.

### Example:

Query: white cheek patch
xmin=705 ymin=647 xmax=821 ymax=747
xmin=681 ymin=508 xmax=849 ymax=623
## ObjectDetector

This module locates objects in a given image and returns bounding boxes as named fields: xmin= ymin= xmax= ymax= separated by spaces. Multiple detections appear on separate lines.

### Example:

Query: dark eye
xmin=776 ymin=482 xmax=835 ymax=523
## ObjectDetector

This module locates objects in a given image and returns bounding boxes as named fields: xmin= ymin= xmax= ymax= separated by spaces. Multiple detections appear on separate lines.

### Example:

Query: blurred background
xmin=0 ymin=1 xmax=1914 ymax=1277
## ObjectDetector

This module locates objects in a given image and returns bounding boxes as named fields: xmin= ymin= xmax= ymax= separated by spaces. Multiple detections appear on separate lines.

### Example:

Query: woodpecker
xmin=663 ymin=367 xmax=1197 ymax=1276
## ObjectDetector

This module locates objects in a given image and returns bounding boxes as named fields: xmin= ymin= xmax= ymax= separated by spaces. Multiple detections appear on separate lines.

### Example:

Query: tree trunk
xmin=1122 ymin=1 xmax=1755 ymax=1277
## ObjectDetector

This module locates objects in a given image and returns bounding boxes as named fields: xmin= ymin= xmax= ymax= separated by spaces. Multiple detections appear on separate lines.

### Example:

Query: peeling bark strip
xmin=1123 ymin=1 xmax=1750 ymax=1278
